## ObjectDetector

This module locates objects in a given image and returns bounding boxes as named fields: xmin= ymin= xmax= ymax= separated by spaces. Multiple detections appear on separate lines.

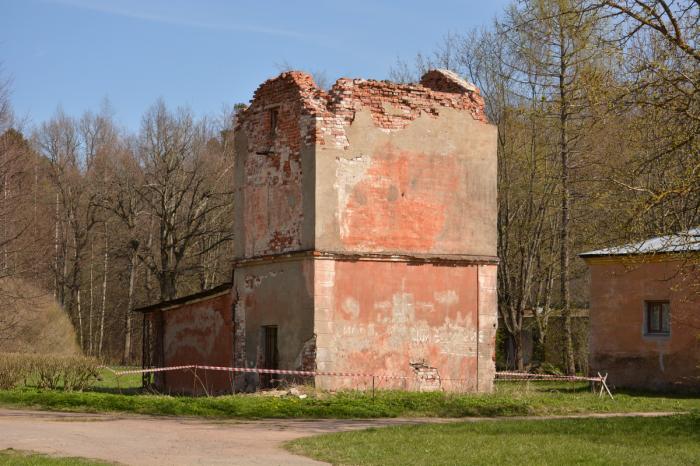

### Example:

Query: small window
xmin=645 ymin=301 xmax=670 ymax=336
xmin=269 ymin=109 xmax=278 ymax=138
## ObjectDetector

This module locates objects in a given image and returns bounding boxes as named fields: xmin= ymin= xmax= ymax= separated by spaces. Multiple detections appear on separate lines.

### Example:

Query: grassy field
xmin=0 ymin=449 xmax=108 ymax=465
xmin=0 ymin=368 xmax=697 ymax=419
xmin=91 ymin=367 xmax=142 ymax=393
xmin=287 ymin=414 xmax=700 ymax=465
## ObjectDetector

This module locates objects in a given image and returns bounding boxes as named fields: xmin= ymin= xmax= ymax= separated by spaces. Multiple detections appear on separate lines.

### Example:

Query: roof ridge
xmin=579 ymin=227 xmax=700 ymax=257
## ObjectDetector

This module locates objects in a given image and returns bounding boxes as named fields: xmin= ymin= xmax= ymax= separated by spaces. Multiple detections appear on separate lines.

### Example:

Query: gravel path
xmin=0 ymin=408 xmax=681 ymax=465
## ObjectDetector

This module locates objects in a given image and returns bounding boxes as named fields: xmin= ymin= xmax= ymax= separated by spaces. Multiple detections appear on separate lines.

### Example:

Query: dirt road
xmin=0 ymin=409 xmax=680 ymax=465
xmin=0 ymin=409 xmax=457 ymax=465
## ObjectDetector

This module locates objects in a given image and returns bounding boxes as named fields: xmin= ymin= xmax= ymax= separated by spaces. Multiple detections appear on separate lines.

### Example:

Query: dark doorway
xmin=261 ymin=325 xmax=279 ymax=388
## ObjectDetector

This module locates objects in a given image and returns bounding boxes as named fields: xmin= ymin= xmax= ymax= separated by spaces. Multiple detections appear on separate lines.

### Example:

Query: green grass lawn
xmin=287 ymin=414 xmax=700 ymax=465
xmin=91 ymin=367 xmax=142 ymax=394
xmin=0 ymin=449 xmax=109 ymax=465
xmin=18 ymin=366 xmax=143 ymax=394
xmin=0 ymin=370 xmax=698 ymax=419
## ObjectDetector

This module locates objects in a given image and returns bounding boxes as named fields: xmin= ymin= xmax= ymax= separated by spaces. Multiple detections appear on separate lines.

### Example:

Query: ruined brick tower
xmin=232 ymin=69 xmax=498 ymax=392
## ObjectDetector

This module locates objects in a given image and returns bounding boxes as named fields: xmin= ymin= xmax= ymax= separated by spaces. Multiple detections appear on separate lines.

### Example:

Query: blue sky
xmin=2 ymin=0 xmax=508 ymax=131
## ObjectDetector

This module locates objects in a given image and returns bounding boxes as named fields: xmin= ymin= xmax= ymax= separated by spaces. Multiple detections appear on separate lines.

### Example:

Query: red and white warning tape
xmin=496 ymin=371 xmax=605 ymax=383
xmin=100 ymin=365 xmax=613 ymax=399
xmin=496 ymin=370 xmax=614 ymax=399
xmin=103 ymin=365 xmax=605 ymax=383
xmin=103 ymin=364 xmax=410 ymax=380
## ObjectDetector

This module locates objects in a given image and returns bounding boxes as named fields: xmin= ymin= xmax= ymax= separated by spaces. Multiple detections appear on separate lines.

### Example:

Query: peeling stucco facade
xmin=231 ymin=69 xmax=498 ymax=392
xmin=142 ymin=69 xmax=498 ymax=394
xmin=312 ymin=259 xmax=497 ymax=391
xmin=142 ymin=287 xmax=235 ymax=394
xmin=584 ymin=257 xmax=700 ymax=391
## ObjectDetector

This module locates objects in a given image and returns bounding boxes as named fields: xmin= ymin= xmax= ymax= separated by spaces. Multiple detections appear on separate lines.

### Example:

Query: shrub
xmin=0 ymin=353 xmax=28 ymax=389
xmin=35 ymin=355 xmax=64 ymax=390
xmin=0 ymin=278 xmax=79 ymax=355
xmin=0 ymin=353 xmax=98 ymax=391
xmin=62 ymin=356 xmax=100 ymax=392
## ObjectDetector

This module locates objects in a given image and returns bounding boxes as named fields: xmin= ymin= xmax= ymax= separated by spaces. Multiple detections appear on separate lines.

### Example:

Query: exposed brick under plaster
xmin=236 ymin=69 xmax=488 ymax=152
xmin=236 ymin=69 xmax=490 ymax=258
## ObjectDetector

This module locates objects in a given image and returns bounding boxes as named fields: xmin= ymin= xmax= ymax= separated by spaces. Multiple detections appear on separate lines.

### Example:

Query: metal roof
xmin=579 ymin=228 xmax=700 ymax=258
xmin=133 ymin=282 xmax=232 ymax=313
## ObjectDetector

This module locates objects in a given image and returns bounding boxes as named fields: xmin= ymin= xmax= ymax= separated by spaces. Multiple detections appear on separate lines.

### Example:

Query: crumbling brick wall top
xmin=236 ymin=69 xmax=488 ymax=148
xmin=420 ymin=69 xmax=478 ymax=94
xmin=233 ymin=69 xmax=490 ymax=257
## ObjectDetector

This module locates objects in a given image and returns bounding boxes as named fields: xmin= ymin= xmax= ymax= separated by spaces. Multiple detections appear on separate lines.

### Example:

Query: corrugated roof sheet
xmin=579 ymin=228 xmax=700 ymax=258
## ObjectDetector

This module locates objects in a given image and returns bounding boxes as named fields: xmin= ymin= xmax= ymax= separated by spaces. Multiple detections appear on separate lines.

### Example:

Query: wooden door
xmin=261 ymin=325 xmax=279 ymax=388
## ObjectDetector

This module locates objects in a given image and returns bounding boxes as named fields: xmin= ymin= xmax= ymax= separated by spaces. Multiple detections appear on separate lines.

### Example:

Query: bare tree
xmin=0 ymin=73 xmax=29 ymax=340
xmin=389 ymin=33 xmax=462 ymax=83
xmin=137 ymin=100 xmax=233 ymax=301
xmin=104 ymin=139 xmax=146 ymax=363
xmin=0 ymin=66 xmax=11 ymax=134
xmin=82 ymin=108 xmax=119 ymax=358
xmin=593 ymin=0 xmax=700 ymax=240
xmin=457 ymin=24 xmax=566 ymax=370
xmin=500 ymin=0 xmax=608 ymax=374
xmin=35 ymin=110 xmax=103 ymax=351
xmin=0 ymin=69 xmax=20 ymax=275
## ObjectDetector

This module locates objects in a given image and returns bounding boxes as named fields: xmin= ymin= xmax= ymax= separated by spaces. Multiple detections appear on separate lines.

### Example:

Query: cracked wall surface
xmin=147 ymin=291 xmax=235 ymax=394
xmin=232 ymin=258 xmax=315 ymax=391
xmin=233 ymin=69 xmax=496 ymax=258
xmin=233 ymin=73 xmax=317 ymax=258
xmin=317 ymin=110 xmax=496 ymax=255
xmin=143 ymin=69 xmax=498 ymax=394
xmin=230 ymin=68 xmax=498 ymax=392
xmin=314 ymin=260 xmax=497 ymax=391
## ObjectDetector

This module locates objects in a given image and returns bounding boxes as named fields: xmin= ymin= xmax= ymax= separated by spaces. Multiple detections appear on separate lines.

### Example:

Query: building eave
xmin=133 ymin=282 xmax=232 ymax=314
xmin=580 ymin=251 xmax=699 ymax=265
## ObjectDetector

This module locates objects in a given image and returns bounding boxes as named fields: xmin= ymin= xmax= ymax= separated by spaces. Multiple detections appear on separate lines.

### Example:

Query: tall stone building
xmin=138 ymin=69 xmax=498 ymax=394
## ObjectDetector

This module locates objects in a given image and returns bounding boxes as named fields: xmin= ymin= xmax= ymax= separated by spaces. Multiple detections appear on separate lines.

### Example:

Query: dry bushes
xmin=0 ymin=278 xmax=79 ymax=355
xmin=0 ymin=353 xmax=98 ymax=391
xmin=0 ymin=279 xmax=95 ymax=392
xmin=0 ymin=353 xmax=28 ymax=389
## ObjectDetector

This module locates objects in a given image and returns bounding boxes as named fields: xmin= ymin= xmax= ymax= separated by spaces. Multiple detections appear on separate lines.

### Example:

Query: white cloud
xmin=46 ymin=0 xmax=317 ymax=40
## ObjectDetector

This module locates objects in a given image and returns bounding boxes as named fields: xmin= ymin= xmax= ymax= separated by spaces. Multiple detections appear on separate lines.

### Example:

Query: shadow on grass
xmin=87 ymin=386 xmax=142 ymax=395
xmin=495 ymin=380 xmax=594 ymax=394
xmin=614 ymin=388 xmax=700 ymax=399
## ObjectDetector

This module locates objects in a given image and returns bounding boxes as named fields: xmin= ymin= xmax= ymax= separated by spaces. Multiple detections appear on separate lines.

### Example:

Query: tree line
xmin=1 ymin=0 xmax=697 ymax=370
xmin=392 ymin=0 xmax=698 ymax=372
xmin=0 ymin=87 xmax=236 ymax=362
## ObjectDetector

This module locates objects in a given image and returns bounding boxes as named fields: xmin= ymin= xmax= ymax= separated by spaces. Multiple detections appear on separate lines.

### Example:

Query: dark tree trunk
xmin=558 ymin=31 xmax=576 ymax=376
xmin=122 ymin=244 xmax=138 ymax=364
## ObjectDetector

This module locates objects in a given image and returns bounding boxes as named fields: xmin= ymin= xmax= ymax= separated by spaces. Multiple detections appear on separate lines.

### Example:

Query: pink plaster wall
xmin=314 ymin=259 xmax=496 ymax=392
xmin=154 ymin=292 xmax=234 ymax=394
xmin=588 ymin=259 xmax=700 ymax=390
